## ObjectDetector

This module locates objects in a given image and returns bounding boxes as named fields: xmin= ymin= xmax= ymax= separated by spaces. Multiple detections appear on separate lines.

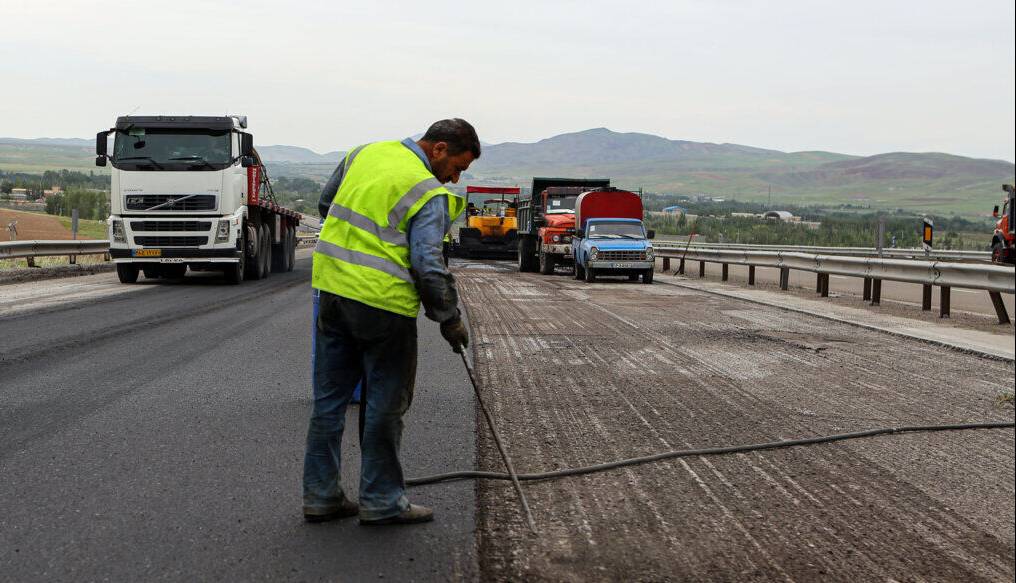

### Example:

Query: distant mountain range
xmin=3 ymin=129 xmax=1012 ymax=215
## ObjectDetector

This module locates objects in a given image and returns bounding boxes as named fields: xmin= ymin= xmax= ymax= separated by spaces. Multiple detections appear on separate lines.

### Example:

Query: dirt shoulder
xmin=457 ymin=261 xmax=1015 ymax=582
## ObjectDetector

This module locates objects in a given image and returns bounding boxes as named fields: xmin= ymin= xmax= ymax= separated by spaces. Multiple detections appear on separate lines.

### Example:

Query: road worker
xmin=303 ymin=119 xmax=478 ymax=525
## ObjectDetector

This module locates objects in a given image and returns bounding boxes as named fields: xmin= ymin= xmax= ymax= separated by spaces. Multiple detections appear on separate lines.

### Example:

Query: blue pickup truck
xmin=571 ymin=188 xmax=656 ymax=283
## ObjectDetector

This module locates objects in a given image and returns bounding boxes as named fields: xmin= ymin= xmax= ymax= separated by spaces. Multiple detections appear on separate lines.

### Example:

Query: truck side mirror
xmin=993 ymin=206 xmax=1000 ymax=218
xmin=95 ymin=131 xmax=108 ymax=166
xmin=575 ymin=229 xmax=585 ymax=238
xmin=646 ymin=229 xmax=656 ymax=239
xmin=241 ymin=155 xmax=256 ymax=168
xmin=240 ymin=133 xmax=254 ymax=157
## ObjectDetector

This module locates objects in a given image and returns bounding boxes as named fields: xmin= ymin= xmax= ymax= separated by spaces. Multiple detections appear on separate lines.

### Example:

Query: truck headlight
xmin=111 ymin=220 xmax=126 ymax=243
xmin=216 ymin=219 xmax=230 ymax=242
xmin=552 ymin=234 xmax=561 ymax=242
xmin=646 ymin=247 xmax=654 ymax=260
xmin=590 ymin=247 xmax=598 ymax=260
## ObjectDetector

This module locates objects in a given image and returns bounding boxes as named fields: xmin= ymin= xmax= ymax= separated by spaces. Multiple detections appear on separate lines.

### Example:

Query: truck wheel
xmin=628 ymin=273 xmax=639 ymax=281
xmin=584 ymin=266 xmax=596 ymax=283
xmin=992 ymin=241 xmax=1006 ymax=264
xmin=244 ymin=222 xmax=260 ymax=281
xmin=116 ymin=263 xmax=139 ymax=284
xmin=249 ymin=224 xmax=267 ymax=280
xmin=574 ymin=262 xmax=585 ymax=280
xmin=642 ymin=269 xmax=654 ymax=284
xmin=288 ymin=226 xmax=297 ymax=271
xmin=539 ymin=247 xmax=556 ymax=275
xmin=224 ymin=256 xmax=244 ymax=284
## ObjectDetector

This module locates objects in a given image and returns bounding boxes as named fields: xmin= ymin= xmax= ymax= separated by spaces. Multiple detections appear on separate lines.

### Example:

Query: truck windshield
xmin=547 ymin=195 xmax=577 ymax=214
xmin=112 ymin=128 xmax=232 ymax=171
xmin=588 ymin=222 xmax=645 ymax=239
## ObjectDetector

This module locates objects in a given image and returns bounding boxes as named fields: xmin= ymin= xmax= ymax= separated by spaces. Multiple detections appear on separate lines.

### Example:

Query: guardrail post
xmin=939 ymin=286 xmax=950 ymax=318
xmin=871 ymin=279 xmax=882 ymax=305
xmin=662 ymin=257 xmax=670 ymax=272
xmin=819 ymin=274 xmax=830 ymax=297
xmin=678 ymin=258 xmax=685 ymax=274
xmin=699 ymin=261 xmax=705 ymax=277
xmin=721 ymin=263 xmax=729 ymax=281
xmin=748 ymin=265 xmax=755 ymax=285
xmin=779 ymin=267 xmax=790 ymax=290
xmin=988 ymin=291 xmax=1010 ymax=325
xmin=104 ymin=252 xmax=111 ymax=262
xmin=27 ymin=256 xmax=36 ymax=268
xmin=815 ymin=273 xmax=822 ymax=293
xmin=69 ymin=254 xmax=76 ymax=265
xmin=863 ymin=277 xmax=872 ymax=301
xmin=921 ymin=285 xmax=932 ymax=311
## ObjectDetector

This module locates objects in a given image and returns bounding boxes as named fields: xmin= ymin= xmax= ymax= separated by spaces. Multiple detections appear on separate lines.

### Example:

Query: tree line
xmin=0 ymin=169 xmax=111 ymax=193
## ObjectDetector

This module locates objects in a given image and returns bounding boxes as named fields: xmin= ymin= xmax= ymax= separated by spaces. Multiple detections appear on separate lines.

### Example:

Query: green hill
xmin=3 ymin=131 xmax=1012 ymax=215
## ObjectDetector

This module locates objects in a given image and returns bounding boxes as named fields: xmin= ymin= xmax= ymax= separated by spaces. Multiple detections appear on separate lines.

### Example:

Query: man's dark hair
xmin=421 ymin=118 xmax=481 ymax=158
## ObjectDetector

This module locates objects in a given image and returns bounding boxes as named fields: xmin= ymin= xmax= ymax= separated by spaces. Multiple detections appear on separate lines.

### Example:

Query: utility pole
xmin=768 ymin=184 xmax=772 ymax=208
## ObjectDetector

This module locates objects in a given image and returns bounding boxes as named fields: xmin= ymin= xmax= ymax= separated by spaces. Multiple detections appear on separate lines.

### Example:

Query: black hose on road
xmin=407 ymin=421 xmax=1015 ymax=487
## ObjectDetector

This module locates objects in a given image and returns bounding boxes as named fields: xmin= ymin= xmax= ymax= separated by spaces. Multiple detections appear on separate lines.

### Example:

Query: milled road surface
xmin=457 ymin=261 xmax=1015 ymax=582
xmin=0 ymin=256 xmax=476 ymax=582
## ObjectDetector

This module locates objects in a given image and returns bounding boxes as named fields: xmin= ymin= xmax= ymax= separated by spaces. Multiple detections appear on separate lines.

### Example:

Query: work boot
xmin=359 ymin=504 xmax=434 ymax=526
xmin=303 ymin=497 xmax=359 ymax=523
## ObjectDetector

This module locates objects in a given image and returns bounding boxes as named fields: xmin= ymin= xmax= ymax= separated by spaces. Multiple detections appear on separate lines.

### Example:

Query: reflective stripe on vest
xmin=312 ymin=141 xmax=465 ymax=317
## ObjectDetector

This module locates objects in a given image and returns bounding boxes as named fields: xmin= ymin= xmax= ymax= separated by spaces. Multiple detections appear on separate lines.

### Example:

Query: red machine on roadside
xmin=991 ymin=184 xmax=1015 ymax=265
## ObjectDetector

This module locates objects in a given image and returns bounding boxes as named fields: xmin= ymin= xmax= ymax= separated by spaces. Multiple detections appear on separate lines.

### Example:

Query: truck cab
xmin=516 ymin=177 xmax=610 ymax=273
xmin=571 ymin=189 xmax=655 ymax=284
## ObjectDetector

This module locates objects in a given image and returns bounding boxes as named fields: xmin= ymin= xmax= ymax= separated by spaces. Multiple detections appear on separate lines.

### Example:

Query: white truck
xmin=96 ymin=115 xmax=301 ymax=284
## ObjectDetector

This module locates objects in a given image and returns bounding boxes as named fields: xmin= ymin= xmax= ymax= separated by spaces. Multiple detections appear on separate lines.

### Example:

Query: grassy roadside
xmin=54 ymin=215 xmax=108 ymax=240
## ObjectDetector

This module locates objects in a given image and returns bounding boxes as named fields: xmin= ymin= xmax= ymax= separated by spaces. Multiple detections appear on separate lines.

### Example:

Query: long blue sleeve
xmin=408 ymin=196 xmax=459 ymax=323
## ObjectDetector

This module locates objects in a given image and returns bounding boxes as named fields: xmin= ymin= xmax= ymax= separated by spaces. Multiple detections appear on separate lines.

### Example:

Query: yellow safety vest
xmin=313 ymin=141 xmax=466 ymax=317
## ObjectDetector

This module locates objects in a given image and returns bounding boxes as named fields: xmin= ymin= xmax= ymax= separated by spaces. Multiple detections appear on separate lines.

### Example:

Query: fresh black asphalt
xmin=0 ymin=257 xmax=477 ymax=581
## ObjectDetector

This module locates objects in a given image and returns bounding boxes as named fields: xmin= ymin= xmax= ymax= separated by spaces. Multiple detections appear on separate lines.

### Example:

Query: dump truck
xmin=991 ymin=184 xmax=1015 ymax=265
xmin=96 ymin=115 xmax=300 ymax=284
xmin=453 ymin=185 xmax=520 ymax=258
xmin=516 ymin=177 xmax=610 ymax=273
xmin=571 ymin=188 xmax=656 ymax=283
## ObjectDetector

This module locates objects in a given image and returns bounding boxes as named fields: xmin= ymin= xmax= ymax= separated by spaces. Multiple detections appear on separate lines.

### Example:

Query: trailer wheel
xmin=260 ymin=224 xmax=272 ymax=279
xmin=584 ymin=266 xmax=596 ymax=283
xmin=116 ymin=263 xmax=139 ymax=284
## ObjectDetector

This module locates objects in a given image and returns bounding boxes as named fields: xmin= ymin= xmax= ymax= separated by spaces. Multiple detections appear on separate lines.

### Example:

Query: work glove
xmin=440 ymin=317 xmax=469 ymax=354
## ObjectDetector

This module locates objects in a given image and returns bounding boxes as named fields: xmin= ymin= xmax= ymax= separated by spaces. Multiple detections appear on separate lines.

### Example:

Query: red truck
xmin=991 ymin=184 xmax=1015 ymax=264
xmin=516 ymin=177 xmax=610 ymax=273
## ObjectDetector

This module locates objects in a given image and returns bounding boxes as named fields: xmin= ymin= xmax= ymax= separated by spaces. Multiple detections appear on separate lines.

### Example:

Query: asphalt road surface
xmin=457 ymin=260 xmax=1015 ymax=582
xmin=0 ymin=256 xmax=477 ymax=582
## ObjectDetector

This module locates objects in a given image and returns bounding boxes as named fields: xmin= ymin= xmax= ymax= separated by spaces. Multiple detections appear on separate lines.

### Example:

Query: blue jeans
xmin=302 ymin=292 xmax=417 ymax=520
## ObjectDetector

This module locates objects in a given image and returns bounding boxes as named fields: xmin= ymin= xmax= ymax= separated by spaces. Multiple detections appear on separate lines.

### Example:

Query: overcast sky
xmin=2 ymin=0 xmax=1013 ymax=161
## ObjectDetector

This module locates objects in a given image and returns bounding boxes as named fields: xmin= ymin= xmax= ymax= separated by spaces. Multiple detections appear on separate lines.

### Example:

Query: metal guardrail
xmin=1 ymin=240 xmax=111 ymax=263
xmin=657 ymin=246 xmax=1015 ymax=324
xmin=654 ymin=241 xmax=992 ymax=263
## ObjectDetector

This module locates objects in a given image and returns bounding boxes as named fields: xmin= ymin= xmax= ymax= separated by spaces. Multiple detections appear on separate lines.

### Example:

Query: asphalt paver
xmin=0 ymin=256 xmax=476 ymax=582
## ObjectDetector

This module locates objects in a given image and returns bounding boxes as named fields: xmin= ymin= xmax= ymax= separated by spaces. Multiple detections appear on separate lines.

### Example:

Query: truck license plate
xmin=134 ymin=249 xmax=161 ymax=257
xmin=611 ymin=262 xmax=634 ymax=268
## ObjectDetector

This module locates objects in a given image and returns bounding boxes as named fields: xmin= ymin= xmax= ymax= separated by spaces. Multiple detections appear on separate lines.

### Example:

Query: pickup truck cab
xmin=570 ymin=188 xmax=655 ymax=283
